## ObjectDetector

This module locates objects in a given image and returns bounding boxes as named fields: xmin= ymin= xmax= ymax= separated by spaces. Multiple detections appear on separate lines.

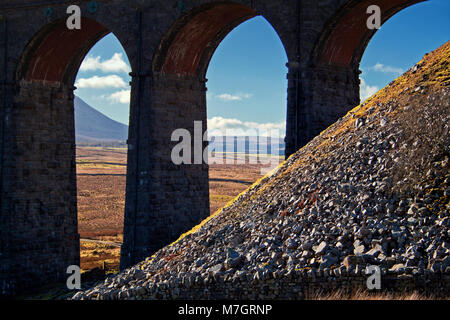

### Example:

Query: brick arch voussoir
xmin=312 ymin=0 xmax=425 ymax=69
xmin=16 ymin=16 xmax=133 ymax=86
xmin=152 ymin=1 xmax=290 ymax=79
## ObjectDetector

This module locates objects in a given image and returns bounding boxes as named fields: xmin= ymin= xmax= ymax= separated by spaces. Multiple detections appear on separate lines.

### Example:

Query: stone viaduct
xmin=0 ymin=0 xmax=423 ymax=295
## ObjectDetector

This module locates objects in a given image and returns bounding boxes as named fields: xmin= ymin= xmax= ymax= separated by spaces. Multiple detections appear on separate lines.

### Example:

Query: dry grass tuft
xmin=307 ymin=289 xmax=447 ymax=300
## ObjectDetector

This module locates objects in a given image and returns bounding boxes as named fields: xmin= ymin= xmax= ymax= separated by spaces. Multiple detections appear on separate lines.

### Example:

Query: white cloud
xmin=215 ymin=93 xmax=253 ymax=101
xmin=370 ymin=63 xmax=404 ymax=75
xmin=360 ymin=78 xmax=379 ymax=101
xmin=108 ymin=90 xmax=131 ymax=104
xmin=80 ymin=53 xmax=131 ymax=74
xmin=216 ymin=94 xmax=241 ymax=101
xmin=75 ymin=75 xmax=128 ymax=89
xmin=207 ymin=116 xmax=285 ymax=137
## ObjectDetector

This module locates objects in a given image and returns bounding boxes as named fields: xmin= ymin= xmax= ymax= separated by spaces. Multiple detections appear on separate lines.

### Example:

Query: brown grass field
xmin=76 ymin=147 xmax=278 ymax=272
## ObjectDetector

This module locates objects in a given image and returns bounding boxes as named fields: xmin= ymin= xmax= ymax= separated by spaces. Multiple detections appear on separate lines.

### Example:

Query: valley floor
xmin=76 ymin=147 xmax=277 ymax=273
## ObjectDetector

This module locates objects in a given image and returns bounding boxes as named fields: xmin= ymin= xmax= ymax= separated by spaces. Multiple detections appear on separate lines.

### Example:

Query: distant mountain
xmin=74 ymin=96 xmax=128 ymax=143
xmin=209 ymin=136 xmax=285 ymax=156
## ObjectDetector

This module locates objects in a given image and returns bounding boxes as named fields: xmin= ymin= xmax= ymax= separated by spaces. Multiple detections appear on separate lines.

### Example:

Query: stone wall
xmin=1 ymin=80 xmax=78 ymax=294
xmin=82 ymin=267 xmax=450 ymax=300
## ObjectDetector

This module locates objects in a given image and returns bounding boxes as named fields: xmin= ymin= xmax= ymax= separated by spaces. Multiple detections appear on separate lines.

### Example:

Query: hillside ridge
xmin=73 ymin=41 xmax=450 ymax=300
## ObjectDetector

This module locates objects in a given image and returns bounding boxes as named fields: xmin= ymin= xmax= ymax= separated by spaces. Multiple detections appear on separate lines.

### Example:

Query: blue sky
xmin=75 ymin=0 xmax=450 ymax=136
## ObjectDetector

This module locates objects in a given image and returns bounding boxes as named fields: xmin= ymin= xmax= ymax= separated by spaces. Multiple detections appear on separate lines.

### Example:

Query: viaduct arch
xmin=0 ymin=0 xmax=424 ymax=295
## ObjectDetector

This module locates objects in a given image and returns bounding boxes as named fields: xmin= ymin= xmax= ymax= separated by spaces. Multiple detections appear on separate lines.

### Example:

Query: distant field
xmin=76 ymin=147 xmax=280 ymax=272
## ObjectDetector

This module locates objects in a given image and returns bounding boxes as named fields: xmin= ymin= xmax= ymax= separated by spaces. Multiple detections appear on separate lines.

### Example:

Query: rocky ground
xmin=72 ymin=42 xmax=450 ymax=300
